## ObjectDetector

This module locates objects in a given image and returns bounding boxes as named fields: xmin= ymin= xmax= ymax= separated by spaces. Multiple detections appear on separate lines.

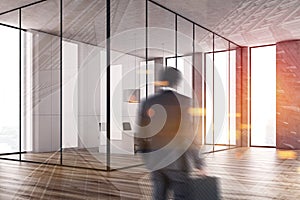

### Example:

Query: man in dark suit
xmin=137 ymin=67 xmax=205 ymax=200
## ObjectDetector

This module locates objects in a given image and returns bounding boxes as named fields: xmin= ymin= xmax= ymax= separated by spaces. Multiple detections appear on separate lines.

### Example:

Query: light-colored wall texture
xmin=29 ymin=29 xmax=144 ymax=154
xmin=31 ymin=31 xmax=61 ymax=152
xmin=276 ymin=40 xmax=300 ymax=150
xmin=77 ymin=43 xmax=103 ymax=149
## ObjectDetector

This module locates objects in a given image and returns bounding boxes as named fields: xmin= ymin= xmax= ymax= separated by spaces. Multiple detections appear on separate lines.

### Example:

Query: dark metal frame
xmin=175 ymin=14 xmax=178 ymax=69
xmin=228 ymin=41 xmax=231 ymax=148
xmin=249 ymin=44 xmax=276 ymax=148
xmin=212 ymin=33 xmax=215 ymax=152
xmin=0 ymin=22 xmax=26 ymax=31
xmin=165 ymin=36 xmax=241 ymax=153
xmin=202 ymin=49 xmax=238 ymax=149
xmin=19 ymin=8 xmax=22 ymax=161
xmin=0 ymin=0 xmax=243 ymax=171
xmin=106 ymin=0 xmax=111 ymax=171
xmin=0 ymin=0 xmax=47 ymax=162
xmin=145 ymin=0 xmax=148 ymax=99
xmin=147 ymin=0 xmax=240 ymax=47
xmin=192 ymin=24 xmax=196 ymax=142
xmin=0 ymin=0 xmax=47 ymax=16
xmin=60 ymin=0 xmax=63 ymax=166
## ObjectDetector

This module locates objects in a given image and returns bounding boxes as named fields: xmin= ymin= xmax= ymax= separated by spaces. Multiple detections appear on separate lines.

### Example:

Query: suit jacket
xmin=137 ymin=89 xmax=204 ymax=171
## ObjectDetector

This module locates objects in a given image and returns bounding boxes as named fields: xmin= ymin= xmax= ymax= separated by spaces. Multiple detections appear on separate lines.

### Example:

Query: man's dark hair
xmin=160 ymin=67 xmax=182 ymax=87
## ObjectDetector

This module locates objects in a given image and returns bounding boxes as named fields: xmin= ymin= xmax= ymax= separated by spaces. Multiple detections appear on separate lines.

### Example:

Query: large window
xmin=205 ymin=50 xmax=236 ymax=151
xmin=251 ymin=45 xmax=276 ymax=147
xmin=166 ymin=49 xmax=237 ymax=153
xmin=0 ymin=26 xmax=21 ymax=154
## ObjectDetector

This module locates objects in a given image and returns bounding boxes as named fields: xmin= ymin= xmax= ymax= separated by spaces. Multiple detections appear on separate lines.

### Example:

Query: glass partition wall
xmin=203 ymin=37 xmax=238 ymax=152
xmin=0 ymin=0 xmax=241 ymax=170
xmin=21 ymin=0 xmax=61 ymax=165
xmin=166 ymin=30 xmax=239 ymax=153
xmin=61 ymin=0 xmax=107 ymax=170
xmin=109 ymin=0 xmax=147 ymax=170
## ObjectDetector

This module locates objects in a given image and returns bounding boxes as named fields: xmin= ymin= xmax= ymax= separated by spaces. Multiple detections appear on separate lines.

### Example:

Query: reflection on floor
xmin=0 ymin=148 xmax=144 ymax=170
xmin=0 ymin=148 xmax=299 ymax=199
xmin=202 ymin=145 xmax=236 ymax=153
xmin=0 ymin=145 xmax=234 ymax=170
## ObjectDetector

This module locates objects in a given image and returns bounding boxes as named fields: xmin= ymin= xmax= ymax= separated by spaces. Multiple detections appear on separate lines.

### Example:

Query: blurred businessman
xmin=137 ymin=67 xmax=205 ymax=200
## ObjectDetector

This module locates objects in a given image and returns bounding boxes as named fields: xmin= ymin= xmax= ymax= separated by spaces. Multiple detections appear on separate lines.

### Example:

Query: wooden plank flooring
xmin=0 ymin=148 xmax=144 ymax=170
xmin=0 ymin=148 xmax=299 ymax=199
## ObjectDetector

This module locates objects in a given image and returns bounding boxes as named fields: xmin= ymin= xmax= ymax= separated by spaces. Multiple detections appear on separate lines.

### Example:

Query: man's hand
xmin=195 ymin=168 xmax=207 ymax=176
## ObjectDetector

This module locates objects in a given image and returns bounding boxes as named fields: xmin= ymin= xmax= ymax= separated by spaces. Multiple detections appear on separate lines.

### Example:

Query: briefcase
xmin=186 ymin=176 xmax=220 ymax=200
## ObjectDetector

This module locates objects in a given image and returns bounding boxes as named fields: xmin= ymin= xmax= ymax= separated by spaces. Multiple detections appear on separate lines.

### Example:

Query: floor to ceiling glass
xmin=20 ymin=0 xmax=61 ymax=164
xmin=61 ymin=0 xmax=107 ymax=170
xmin=175 ymin=16 xmax=193 ymax=98
xmin=109 ymin=0 xmax=146 ymax=170
xmin=0 ymin=0 xmax=241 ymax=170
xmin=251 ymin=45 xmax=276 ymax=147
xmin=204 ymin=36 xmax=238 ymax=152
xmin=195 ymin=27 xmax=213 ymax=153
xmin=0 ymin=19 xmax=20 ymax=159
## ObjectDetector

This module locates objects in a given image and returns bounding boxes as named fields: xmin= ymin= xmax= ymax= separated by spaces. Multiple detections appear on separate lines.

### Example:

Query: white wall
xmin=99 ymin=52 xmax=145 ymax=154
xmin=30 ymin=32 xmax=80 ymax=152
xmin=29 ymin=31 xmax=145 ymax=154
xmin=31 ymin=31 xmax=60 ymax=152
xmin=62 ymin=41 xmax=78 ymax=148
xmin=77 ymin=44 xmax=103 ymax=149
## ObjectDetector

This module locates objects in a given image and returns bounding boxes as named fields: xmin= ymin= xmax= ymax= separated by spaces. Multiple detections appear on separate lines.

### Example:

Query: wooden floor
xmin=0 ymin=148 xmax=299 ymax=199
xmin=0 ymin=148 xmax=145 ymax=171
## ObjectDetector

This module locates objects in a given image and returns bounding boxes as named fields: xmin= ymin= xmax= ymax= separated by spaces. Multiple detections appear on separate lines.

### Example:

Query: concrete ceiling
xmin=153 ymin=0 xmax=300 ymax=47
xmin=0 ymin=0 xmax=299 ymax=58
xmin=0 ymin=0 xmax=43 ymax=13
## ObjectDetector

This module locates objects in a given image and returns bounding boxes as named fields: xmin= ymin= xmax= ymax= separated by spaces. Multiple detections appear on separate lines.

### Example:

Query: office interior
xmin=0 ymin=0 xmax=299 ymax=199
